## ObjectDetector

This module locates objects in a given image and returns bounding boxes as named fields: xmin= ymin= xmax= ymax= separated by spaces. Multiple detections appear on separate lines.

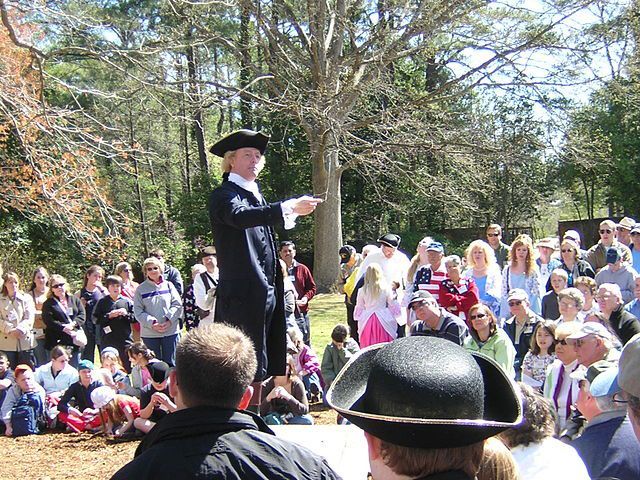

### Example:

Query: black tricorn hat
xmin=209 ymin=129 xmax=270 ymax=157
xmin=326 ymin=336 xmax=522 ymax=449
xmin=377 ymin=233 xmax=401 ymax=248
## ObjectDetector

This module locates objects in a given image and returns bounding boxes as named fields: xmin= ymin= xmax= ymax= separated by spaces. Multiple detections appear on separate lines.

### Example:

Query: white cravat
xmin=228 ymin=172 xmax=298 ymax=229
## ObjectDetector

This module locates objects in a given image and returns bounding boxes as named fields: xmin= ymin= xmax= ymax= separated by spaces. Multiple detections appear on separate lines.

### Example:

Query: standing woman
xmin=500 ymin=235 xmax=542 ymax=319
xmin=0 ymin=272 xmax=37 ymax=367
xmin=29 ymin=267 xmax=50 ymax=366
xmin=439 ymin=255 xmax=480 ymax=323
xmin=462 ymin=240 xmax=502 ymax=316
xmin=133 ymin=257 xmax=182 ymax=366
xmin=115 ymin=262 xmax=140 ymax=341
xmin=556 ymin=239 xmax=595 ymax=288
xmin=42 ymin=275 xmax=86 ymax=368
xmin=77 ymin=265 xmax=106 ymax=361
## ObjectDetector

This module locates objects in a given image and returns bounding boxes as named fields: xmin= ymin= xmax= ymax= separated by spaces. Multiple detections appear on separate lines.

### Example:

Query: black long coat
xmin=209 ymin=178 xmax=286 ymax=380
xmin=42 ymin=294 xmax=86 ymax=350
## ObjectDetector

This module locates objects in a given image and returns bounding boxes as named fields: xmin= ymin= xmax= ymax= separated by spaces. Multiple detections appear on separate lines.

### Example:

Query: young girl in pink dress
xmin=354 ymin=264 xmax=401 ymax=348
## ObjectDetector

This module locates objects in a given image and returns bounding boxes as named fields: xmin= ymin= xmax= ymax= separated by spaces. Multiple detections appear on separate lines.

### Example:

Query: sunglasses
xmin=599 ymin=229 xmax=613 ymax=234
xmin=52 ymin=283 xmax=65 ymax=289
xmin=469 ymin=313 xmax=487 ymax=320
xmin=147 ymin=267 xmax=160 ymax=271
xmin=561 ymin=248 xmax=574 ymax=253
xmin=557 ymin=339 xmax=568 ymax=345
xmin=508 ymin=300 xmax=522 ymax=307
xmin=487 ymin=233 xmax=500 ymax=237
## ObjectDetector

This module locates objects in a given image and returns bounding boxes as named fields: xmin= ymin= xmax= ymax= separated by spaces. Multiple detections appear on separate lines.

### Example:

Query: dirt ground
xmin=0 ymin=403 xmax=338 ymax=479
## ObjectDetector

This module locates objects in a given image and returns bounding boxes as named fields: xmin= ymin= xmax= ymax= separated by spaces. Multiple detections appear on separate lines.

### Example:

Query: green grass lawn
xmin=309 ymin=293 xmax=347 ymax=363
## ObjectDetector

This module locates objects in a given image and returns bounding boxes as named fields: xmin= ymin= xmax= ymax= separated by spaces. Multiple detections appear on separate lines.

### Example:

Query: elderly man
xmin=112 ymin=324 xmax=341 ymax=479
xmin=279 ymin=241 xmax=316 ymax=345
xmin=355 ymin=233 xmax=411 ymax=290
xmin=486 ymin=223 xmax=510 ymax=268
xmin=585 ymin=219 xmax=633 ymax=272
xmin=503 ymin=288 xmax=543 ymax=379
xmin=410 ymin=241 xmax=448 ymax=305
xmin=619 ymin=333 xmax=640 ymax=442
xmin=596 ymin=283 xmax=640 ymax=345
xmin=407 ymin=291 xmax=468 ymax=346
xmin=617 ymin=216 xmax=636 ymax=247
xmin=208 ymin=130 xmax=321 ymax=384
xmin=570 ymin=362 xmax=640 ymax=479
xmin=595 ymin=248 xmax=638 ymax=304
xmin=567 ymin=322 xmax=619 ymax=367
xmin=326 ymin=335 xmax=522 ymax=480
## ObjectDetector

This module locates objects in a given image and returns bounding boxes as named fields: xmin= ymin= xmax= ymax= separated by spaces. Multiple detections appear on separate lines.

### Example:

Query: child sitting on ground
xmin=57 ymin=359 xmax=104 ymax=433
xmin=321 ymin=324 xmax=360 ymax=391
xmin=134 ymin=361 xmax=176 ymax=434
xmin=287 ymin=326 xmax=323 ymax=402
xmin=91 ymin=385 xmax=140 ymax=438
xmin=99 ymin=347 xmax=131 ymax=394
xmin=1 ymin=364 xmax=46 ymax=437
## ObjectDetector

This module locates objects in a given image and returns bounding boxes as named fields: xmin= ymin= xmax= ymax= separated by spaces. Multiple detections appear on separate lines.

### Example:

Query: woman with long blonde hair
xmin=462 ymin=240 xmax=503 ymax=316
xmin=354 ymin=264 xmax=401 ymax=348
xmin=500 ymin=234 xmax=541 ymax=319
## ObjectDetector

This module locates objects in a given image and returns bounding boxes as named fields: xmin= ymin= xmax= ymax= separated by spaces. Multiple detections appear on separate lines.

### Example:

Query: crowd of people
xmin=2 ymin=217 xmax=640 ymax=479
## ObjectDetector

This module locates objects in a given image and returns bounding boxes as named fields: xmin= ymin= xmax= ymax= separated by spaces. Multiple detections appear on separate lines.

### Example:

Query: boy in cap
xmin=570 ymin=361 xmax=640 ymax=478
xmin=327 ymin=336 xmax=522 ymax=479
xmin=135 ymin=361 xmax=176 ymax=434
xmin=57 ymin=359 xmax=103 ymax=432
xmin=407 ymin=291 xmax=468 ymax=346
xmin=208 ymin=130 xmax=321 ymax=392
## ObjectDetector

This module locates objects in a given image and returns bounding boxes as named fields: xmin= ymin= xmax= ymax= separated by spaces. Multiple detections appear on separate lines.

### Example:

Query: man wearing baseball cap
xmin=566 ymin=322 xmax=619 ymax=367
xmin=409 ymin=241 xmax=447 ymax=305
xmin=570 ymin=361 xmax=640 ymax=478
xmin=327 ymin=336 xmax=522 ymax=479
xmin=407 ymin=291 xmax=468 ymax=346
xmin=619 ymin=333 xmax=640 ymax=442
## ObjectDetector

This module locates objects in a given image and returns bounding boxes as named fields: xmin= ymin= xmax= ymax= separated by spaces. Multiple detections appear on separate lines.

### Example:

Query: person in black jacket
xmin=208 ymin=130 xmax=320 ymax=388
xmin=93 ymin=276 xmax=135 ymax=372
xmin=503 ymin=289 xmax=543 ymax=380
xmin=42 ymin=275 xmax=86 ymax=369
xmin=111 ymin=323 xmax=341 ymax=480
xmin=596 ymin=283 xmax=640 ymax=345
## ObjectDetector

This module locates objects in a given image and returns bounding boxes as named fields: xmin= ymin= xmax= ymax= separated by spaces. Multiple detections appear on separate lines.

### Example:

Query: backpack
xmin=11 ymin=391 xmax=45 ymax=436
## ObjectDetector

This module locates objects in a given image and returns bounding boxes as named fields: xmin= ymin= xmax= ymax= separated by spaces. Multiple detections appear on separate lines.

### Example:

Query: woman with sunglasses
xmin=464 ymin=303 xmax=516 ymax=378
xmin=554 ymin=239 xmax=594 ymax=289
xmin=543 ymin=322 xmax=582 ymax=429
xmin=42 ymin=275 xmax=86 ymax=368
xmin=133 ymin=257 xmax=182 ymax=366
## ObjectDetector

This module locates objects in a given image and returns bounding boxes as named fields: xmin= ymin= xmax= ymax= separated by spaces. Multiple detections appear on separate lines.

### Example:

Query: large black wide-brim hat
xmin=326 ymin=336 xmax=522 ymax=449
xmin=209 ymin=129 xmax=270 ymax=157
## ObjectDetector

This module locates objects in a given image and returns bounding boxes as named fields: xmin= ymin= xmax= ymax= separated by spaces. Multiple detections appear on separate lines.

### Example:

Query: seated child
xmin=0 ymin=352 xmax=15 ymax=422
xmin=119 ymin=342 xmax=158 ymax=398
xmin=321 ymin=324 xmax=360 ymax=391
xmin=57 ymin=359 xmax=104 ymax=433
xmin=91 ymin=385 xmax=140 ymax=438
xmin=134 ymin=361 xmax=176 ymax=434
xmin=99 ymin=347 xmax=131 ymax=394
xmin=1 ymin=364 xmax=46 ymax=437
xmin=287 ymin=326 xmax=323 ymax=402
xmin=260 ymin=355 xmax=313 ymax=425
xmin=34 ymin=346 xmax=79 ymax=427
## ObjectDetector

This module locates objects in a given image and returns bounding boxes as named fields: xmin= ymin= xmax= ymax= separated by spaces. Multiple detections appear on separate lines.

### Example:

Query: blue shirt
xmin=624 ymin=298 xmax=640 ymax=319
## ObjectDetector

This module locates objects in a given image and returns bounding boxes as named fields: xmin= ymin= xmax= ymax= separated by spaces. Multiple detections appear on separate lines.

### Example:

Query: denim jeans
xmin=142 ymin=334 xmax=180 ymax=367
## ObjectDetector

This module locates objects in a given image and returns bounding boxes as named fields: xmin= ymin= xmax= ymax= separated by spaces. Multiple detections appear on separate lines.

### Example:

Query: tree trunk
xmin=239 ymin=5 xmax=253 ymax=129
xmin=177 ymin=56 xmax=191 ymax=195
xmin=128 ymin=107 xmax=149 ymax=255
xmin=310 ymin=136 xmax=343 ymax=292
xmin=186 ymin=42 xmax=208 ymax=174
